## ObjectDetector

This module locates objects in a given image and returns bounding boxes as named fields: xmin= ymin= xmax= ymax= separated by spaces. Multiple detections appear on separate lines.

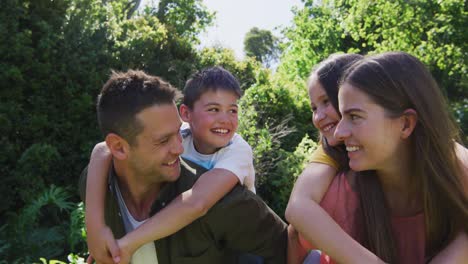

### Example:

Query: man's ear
xmin=179 ymin=104 xmax=191 ymax=122
xmin=105 ymin=133 xmax=130 ymax=160
xmin=401 ymin=109 xmax=418 ymax=139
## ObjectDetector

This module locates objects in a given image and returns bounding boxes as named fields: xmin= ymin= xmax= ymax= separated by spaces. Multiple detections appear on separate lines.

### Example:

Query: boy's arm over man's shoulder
xmin=214 ymin=134 xmax=256 ymax=192
xmin=203 ymin=185 xmax=288 ymax=264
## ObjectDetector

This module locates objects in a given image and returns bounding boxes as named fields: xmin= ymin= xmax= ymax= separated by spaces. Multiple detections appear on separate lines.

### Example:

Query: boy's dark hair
xmin=97 ymin=70 xmax=182 ymax=145
xmin=183 ymin=66 xmax=242 ymax=108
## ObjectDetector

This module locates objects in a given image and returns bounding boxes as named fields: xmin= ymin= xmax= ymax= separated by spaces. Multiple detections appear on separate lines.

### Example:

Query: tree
xmin=243 ymin=27 xmax=280 ymax=68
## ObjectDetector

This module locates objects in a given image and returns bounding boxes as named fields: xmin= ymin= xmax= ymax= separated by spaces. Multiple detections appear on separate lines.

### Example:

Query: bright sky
xmin=141 ymin=0 xmax=303 ymax=59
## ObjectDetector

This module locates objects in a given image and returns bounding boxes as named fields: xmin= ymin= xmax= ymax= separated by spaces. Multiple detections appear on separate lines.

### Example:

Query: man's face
xmin=127 ymin=103 xmax=183 ymax=184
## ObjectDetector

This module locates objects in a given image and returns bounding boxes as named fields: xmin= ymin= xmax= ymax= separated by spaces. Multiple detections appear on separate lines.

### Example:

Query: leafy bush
xmin=2 ymin=185 xmax=76 ymax=262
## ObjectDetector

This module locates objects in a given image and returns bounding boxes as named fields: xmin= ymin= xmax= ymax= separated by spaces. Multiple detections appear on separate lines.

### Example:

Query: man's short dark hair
xmin=183 ymin=66 xmax=242 ymax=108
xmin=97 ymin=70 xmax=182 ymax=145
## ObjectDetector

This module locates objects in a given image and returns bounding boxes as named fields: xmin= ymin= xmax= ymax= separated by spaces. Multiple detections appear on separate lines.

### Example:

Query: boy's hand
xmin=86 ymin=225 xmax=121 ymax=264
xmin=91 ymin=141 xmax=111 ymax=160
xmin=116 ymin=236 xmax=138 ymax=264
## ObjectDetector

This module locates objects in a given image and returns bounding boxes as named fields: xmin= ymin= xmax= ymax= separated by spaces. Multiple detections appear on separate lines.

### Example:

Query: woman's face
xmin=334 ymin=83 xmax=405 ymax=172
xmin=308 ymin=76 xmax=341 ymax=146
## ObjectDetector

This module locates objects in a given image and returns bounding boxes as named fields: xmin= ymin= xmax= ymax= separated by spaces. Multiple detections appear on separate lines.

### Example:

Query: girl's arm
xmin=117 ymin=168 xmax=240 ymax=259
xmin=285 ymin=163 xmax=385 ymax=264
xmin=85 ymin=142 xmax=120 ymax=264
xmin=429 ymin=232 xmax=468 ymax=264
xmin=287 ymin=224 xmax=308 ymax=264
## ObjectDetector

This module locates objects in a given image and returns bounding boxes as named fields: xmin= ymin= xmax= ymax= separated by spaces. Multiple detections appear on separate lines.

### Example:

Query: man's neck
xmin=114 ymin=161 xmax=161 ymax=221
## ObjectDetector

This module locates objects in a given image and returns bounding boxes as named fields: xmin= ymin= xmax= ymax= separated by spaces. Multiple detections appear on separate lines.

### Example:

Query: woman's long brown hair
xmin=341 ymin=52 xmax=468 ymax=262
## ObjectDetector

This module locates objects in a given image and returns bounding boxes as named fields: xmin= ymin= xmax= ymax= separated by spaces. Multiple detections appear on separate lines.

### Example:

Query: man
xmin=80 ymin=70 xmax=287 ymax=264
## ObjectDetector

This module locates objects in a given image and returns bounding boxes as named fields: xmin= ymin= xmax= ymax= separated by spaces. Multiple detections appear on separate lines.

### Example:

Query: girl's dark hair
xmin=342 ymin=52 xmax=468 ymax=262
xmin=308 ymin=53 xmax=363 ymax=169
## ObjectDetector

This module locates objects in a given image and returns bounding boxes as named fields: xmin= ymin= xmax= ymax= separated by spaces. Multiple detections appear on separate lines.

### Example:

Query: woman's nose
xmin=334 ymin=119 xmax=350 ymax=141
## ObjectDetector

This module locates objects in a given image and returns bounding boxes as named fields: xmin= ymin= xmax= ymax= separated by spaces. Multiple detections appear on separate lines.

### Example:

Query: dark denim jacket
xmin=79 ymin=158 xmax=287 ymax=264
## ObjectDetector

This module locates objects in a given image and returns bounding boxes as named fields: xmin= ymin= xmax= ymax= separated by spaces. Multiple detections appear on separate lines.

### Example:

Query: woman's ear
xmin=401 ymin=109 xmax=418 ymax=139
xmin=105 ymin=133 xmax=130 ymax=160
xmin=179 ymin=104 xmax=191 ymax=122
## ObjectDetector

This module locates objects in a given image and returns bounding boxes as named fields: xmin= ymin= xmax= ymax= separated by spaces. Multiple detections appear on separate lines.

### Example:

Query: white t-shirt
xmin=181 ymin=124 xmax=256 ymax=193
xmin=115 ymin=182 xmax=159 ymax=264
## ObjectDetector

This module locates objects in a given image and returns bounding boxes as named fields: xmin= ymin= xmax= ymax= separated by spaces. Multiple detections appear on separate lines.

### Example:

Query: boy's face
xmin=181 ymin=89 xmax=239 ymax=154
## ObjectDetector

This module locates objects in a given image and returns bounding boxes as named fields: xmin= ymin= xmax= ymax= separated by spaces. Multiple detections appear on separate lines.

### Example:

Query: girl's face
xmin=308 ymin=76 xmax=341 ymax=146
xmin=334 ymin=83 xmax=405 ymax=172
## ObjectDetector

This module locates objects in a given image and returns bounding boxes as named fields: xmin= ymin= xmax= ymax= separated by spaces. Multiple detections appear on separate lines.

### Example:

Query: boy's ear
xmin=400 ymin=109 xmax=418 ymax=139
xmin=105 ymin=133 xmax=130 ymax=160
xmin=179 ymin=104 xmax=191 ymax=122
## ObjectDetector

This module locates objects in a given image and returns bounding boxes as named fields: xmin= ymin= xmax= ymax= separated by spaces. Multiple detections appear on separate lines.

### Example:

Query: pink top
xmin=299 ymin=173 xmax=426 ymax=264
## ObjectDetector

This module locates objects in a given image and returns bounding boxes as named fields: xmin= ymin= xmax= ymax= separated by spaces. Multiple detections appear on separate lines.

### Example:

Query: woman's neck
xmin=376 ymin=145 xmax=422 ymax=216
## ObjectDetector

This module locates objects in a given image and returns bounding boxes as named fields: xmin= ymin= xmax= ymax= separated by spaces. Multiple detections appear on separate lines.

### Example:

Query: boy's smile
xmin=180 ymin=89 xmax=239 ymax=154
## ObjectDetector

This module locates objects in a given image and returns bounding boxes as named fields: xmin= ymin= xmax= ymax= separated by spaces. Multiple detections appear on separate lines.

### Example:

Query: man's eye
xmin=208 ymin=108 xmax=218 ymax=112
xmin=229 ymin=109 xmax=238 ymax=114
xmin=311 ymin=106 xmax=317 ymax=112
xmin=158 ymin=138 xmax=169 ymax=145
xmin=350 ymin=114 xmax=360 ymax=120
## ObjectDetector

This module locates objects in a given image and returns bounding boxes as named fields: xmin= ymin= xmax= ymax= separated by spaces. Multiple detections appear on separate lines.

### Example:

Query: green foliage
xmin=197 ymin=47 xmax=261 ymax=91
xmin=238 ymin=76 xmax=317 ymax=213
xmin=37 ymin=253 xmax=85 ymax=264
xmin=451 ymin=99 xmax=468 ymax=143
xmin=156 ymin=0 xmax=214 ymax=43
xmin=68 ymin=202 xmax=86 ymax=253
xmin=2 ymin=185 xmax=77 ymax=262
xmin=243 ymin=27 xmax=280 ymax=68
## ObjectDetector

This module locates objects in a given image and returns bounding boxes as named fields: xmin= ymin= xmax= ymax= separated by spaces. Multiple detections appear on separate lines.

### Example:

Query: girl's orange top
xmin=299 ymin=173 xmax=426 ymax=264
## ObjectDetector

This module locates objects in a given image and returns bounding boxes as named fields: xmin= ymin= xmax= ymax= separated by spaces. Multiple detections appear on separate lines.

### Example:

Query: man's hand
xmin=86 ymin=225 xmax=121 ymax=264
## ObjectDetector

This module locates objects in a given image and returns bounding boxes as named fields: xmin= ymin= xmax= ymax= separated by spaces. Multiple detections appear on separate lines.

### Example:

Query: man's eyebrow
xmin=152 ymin=126 xmax=181 ymax=142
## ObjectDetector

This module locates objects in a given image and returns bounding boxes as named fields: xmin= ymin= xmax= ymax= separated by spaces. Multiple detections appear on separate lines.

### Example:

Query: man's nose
xmin=172 ymin=133 xmax=184 ymax=155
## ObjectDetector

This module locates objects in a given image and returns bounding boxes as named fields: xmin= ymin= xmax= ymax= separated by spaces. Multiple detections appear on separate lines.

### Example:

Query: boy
xmin=86 ymin=67 xmax=257 ymax=263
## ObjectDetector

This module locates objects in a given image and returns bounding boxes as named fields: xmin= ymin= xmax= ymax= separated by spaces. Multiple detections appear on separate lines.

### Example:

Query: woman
xmin=286 ymin=52 xmax=468 ymax=263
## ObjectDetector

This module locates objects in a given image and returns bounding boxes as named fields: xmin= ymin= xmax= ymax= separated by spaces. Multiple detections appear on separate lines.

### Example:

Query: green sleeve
xmin=204 ymin=186 xmax=288 ymax=264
